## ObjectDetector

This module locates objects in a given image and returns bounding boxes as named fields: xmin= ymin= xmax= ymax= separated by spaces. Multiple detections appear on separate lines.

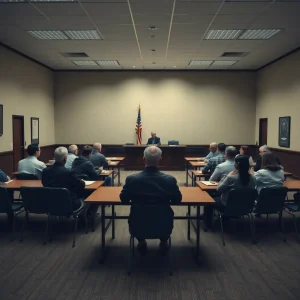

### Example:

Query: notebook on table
xmin=200 ymin=181 xmax=218 ymax=186
xmin=83 ymin=180 xmax=95 ymax=186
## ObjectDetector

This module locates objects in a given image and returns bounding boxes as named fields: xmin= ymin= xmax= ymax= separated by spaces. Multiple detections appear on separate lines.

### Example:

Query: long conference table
xmin=85 ymin=186 xmax=215 ymax=265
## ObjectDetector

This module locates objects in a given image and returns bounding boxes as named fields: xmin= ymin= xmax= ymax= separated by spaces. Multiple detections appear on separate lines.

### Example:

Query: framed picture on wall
xmin=278 ymin=116 xmax=291 ymax=148
xmin=31 ymin=117 xmax=39 ymax=144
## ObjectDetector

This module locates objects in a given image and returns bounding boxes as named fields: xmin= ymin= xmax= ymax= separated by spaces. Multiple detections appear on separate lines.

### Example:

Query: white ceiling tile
xmin=33 ymin=3 xmax=86 ymax=16
xmin=218 ymin=2 xmax=271 ymax=15
xmin=175 ymin=2 xmax=223 ymax=15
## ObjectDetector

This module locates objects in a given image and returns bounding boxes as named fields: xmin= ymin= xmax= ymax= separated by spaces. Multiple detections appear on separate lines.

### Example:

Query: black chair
xmin=0 ymin=187 xmax=24 ymax=234
xmin=16 ymin=173 xmax=39 ymax=180
xmin=214 ymin=189 xmax=258 ymax=246
xmin=254 ymin=187 xmax=288 ymax=242
xmin=19 ymin=187 xmax=50 ymax=242
xmin=128 ymin=204 xmax=173 ymax=276
xmin=168 ymin=140 xmax=179 ymax=146
xmin=284 ymin=192 xmax=300 ymax=241
xmin=45 ymin=188 xmax=86 ymax=248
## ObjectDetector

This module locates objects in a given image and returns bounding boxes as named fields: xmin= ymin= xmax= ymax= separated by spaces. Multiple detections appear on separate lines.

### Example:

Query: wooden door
xmin=12 ymin=116 xmax=25 ymax=171
xmin=259 ymin=118 xmax=268 ymax=146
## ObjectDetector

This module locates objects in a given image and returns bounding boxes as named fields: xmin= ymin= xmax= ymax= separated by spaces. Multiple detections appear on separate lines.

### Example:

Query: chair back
xmin=255 ymin=187 xmax=288 ymax=214
xmin=223 ymin=188 xmax=258 ymax=217
xmin=20 ymin=187 xmax=49 ymax=214
xmin=129 ymin=204 xmax=174 ymax=239
xmin=168 ymin=140 xmax=179 ymax=146
xmin=17 ymin=173 xmax=39 ymax=180
xmin=125 ymin=143 xmax=135 ymax=145
xmin=45 ymin=188 xmax=74 ymax=216
xmin=0 ymin=187 xmax=13 ymax=213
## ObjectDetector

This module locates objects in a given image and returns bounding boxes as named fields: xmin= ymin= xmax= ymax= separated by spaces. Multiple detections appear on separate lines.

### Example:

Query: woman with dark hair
xmin=239 ymin=145 xmax=254 ymax=166
xmin=253 ymin=152 xmax=284 ymax=193
xmin=215 ymin=155 xmax=256 ymax=208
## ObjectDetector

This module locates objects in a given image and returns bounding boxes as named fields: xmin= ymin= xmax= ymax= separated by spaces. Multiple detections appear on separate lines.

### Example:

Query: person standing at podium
xmin=147 ymin=132 xmax=161 ymax=146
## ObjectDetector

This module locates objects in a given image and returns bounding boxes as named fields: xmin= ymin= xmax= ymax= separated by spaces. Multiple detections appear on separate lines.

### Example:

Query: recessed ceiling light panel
xmin=204 ymin=29 xmax=243 ymax=40
xmin=64 ymin=30 xmax=102 ymax=40
xmin=189 ymin=60 xmax=213 ymax=66
xmin=72 ymin=60 xmax=98 ymax=66
xmin=210 ymin=60 xmax=237 ymax=67
xmin=96 ymin=60 xmax=120 ymax=66
xmin=27 ymin=30 xmax=68 ymax=40
xmin=238 ymin=29 xmax=281 ymax=40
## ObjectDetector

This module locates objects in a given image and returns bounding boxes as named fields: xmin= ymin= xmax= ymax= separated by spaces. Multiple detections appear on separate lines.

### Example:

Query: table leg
xmin=111 ymin=172 xmax=114 ymax=186
xmin=187 ymin=205 xmax=191 ymax=240
xmin=99 ymin=205 xmax=107 ymax=264
xmin=195 ymin=205 xmax=201 ymax=265
xmin=118 ymin=164 xmax=120 ymax=186
xmin=192 ymin=171 xmax=195 ymax=187
xmin=112 ymin=205 xmax=115 ymax=240
xmin=185 ymin=161 xmax=188 ymax=186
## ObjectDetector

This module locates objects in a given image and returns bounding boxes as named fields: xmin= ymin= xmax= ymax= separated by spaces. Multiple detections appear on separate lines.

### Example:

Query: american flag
xmin=135 ymin=105 xmax=142 ymax=144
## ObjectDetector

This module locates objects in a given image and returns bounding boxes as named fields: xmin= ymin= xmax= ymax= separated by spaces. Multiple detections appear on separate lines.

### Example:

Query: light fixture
xmin=204 ymin=29 xmax=244 ymax=40
xmin=27 ymin=30 xmax=68 ymax=40
xmin=133 ymin=66 xmax=136 ymax=68
xmin=238 ymin=29 xmax=281 ymax=40
xmin=210 ymin=60 xmax=237 ymax=67
xmin=64 ymin=30 xmax=103 ymax=40
xmin=174 ymin=66 xmax=176 ymax=68
xmin=72 ymin=61 xmax=98 ymax=66
xmin=96 ymin=60 xmax=120 ymax=66
xmin=148 ymin=26 xmax=158 ymax=31
xmin=189 ymin=60 xmax=213 ymax=66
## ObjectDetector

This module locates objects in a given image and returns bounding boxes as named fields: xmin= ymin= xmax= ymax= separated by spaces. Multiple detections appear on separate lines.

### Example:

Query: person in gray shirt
xmin=65 ymin=144 xmax=78 ymax=170
xmin=18 ymin=144 xmax=46 ymax=179
xmin=90 ymin=142 xmax=108 ymax=169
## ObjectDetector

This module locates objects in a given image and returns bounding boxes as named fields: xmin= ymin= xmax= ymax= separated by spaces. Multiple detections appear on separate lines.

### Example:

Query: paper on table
xmin=3 ymin=180 xmax=13 ymax=184
xmin=201 ymin=181 xmax=218 ymax=186
xmin=83 ymin=180 xmax=95 ymax=186
xmin=108 ymin=157 xmax=116 ymax=160
xmin=110 ymin=162 xmax=116 ymax=165
xmin=101 ymin=170 xmax=110 ymax=174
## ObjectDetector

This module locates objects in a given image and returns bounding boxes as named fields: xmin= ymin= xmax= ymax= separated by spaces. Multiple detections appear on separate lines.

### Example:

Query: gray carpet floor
xmin=0 ymin=171 xmax=300 ymax=300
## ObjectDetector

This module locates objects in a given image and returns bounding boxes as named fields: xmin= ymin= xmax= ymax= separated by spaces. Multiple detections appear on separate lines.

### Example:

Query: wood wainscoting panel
xmin=0 ymin=151 xmax=14 ymax=175
xmin=39 ymin=145 xmax=56 ymax=164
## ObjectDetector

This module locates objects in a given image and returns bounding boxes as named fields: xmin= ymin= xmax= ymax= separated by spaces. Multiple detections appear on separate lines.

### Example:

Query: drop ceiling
xmin=0 ymin=0 xmax=299 ymax=70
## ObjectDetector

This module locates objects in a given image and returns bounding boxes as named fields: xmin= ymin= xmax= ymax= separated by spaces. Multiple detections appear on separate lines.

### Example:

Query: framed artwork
xmin=278 ymin=116 xmax=291 ymax=148
xmin=31 ymin=117 xmax=39 ymax=144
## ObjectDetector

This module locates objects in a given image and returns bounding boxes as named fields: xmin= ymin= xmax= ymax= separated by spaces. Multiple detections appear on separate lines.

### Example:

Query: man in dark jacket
xmin=72 ymin=145 xmax=112 ymax=186
xmin=42 ymin=146 xmax=85 ymax=210
xmin=120 ymin=146 xmax=182 ymax=255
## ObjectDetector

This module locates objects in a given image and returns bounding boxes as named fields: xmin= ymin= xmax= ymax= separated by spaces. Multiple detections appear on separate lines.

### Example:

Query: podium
xmin=123 ymin=144 xmax=186 ymax=170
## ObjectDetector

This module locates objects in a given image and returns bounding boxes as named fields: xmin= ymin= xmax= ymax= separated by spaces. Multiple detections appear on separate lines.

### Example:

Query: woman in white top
xmin=239 ymin=145 xmax=254 ymax=166
xmin=253 ymin=152 xmax=284 ymax=194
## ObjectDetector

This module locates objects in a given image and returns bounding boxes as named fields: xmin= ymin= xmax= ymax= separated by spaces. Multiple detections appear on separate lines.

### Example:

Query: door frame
xmin=259 ymin=118 xmax=268 ymax=146
xmin=12 ymin=115 xmax=25 ymax=171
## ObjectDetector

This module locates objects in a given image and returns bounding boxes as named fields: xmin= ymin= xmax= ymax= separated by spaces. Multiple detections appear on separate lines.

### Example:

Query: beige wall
xmin=54 ymin=71 xmax=256 ymax=145
xmin=0 ymin=46 xmax=55 ymax=152
xmin=256 ymin=50 xmax=300 ymax=151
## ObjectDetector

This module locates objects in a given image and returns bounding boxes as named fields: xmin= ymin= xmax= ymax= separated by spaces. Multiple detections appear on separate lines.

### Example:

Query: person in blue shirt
xmin=204 ymin=142 xmax=218 ymax=161
xmin=0 ymin=169 xmax=10 ymax=183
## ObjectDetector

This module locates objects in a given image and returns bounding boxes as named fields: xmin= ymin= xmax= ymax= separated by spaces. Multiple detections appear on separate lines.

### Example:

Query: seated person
xmin=202 ymin=143 xmax=226 ymax=175
xmin=210 ymin=146 xmax=237 ymax=181
xmin=0 ymin=169 xmax=10 ymax=183
xmin=18 ymin=144 xmax=46 ymax=179
xmin=252 ymin=152 xmax=284 ymax=194
xmin=204 ymin=142 xmax=218 ymax=162
xmin=146 ymin=132 xmax=161 ymax=146
xmin=65 ymin=144 xmax=78 ymax=170
xmin=72 ymin=145 xmax=112 ymax=186
xmin=120 ymin=146 xmax=182 ymax=255
xmin=215 ymin=155 xmax=256 ymax=209
xmin=254 ymin=145 xmax=281 ymax=171
xmin=42 ymin=147 xmax=85 ymax=210
xmin=90 ymin=143 xmax=109 ymax=169
xmin=239 ymin=145 xmax=254 ymax=166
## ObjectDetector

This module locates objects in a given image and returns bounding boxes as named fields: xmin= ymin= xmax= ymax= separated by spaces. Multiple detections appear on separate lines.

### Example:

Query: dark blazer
xmin=71 ymin=156 xmax=100 ymax=181
xmin=42 ymin=163 xmax=85 ymax=210
xmin=254 ymin=155 xmax=281 ymax=172
xmin=120 ymin=166 xmax=182 ymax=225
xmin=147 ymin=136 xmax=161 ymax=145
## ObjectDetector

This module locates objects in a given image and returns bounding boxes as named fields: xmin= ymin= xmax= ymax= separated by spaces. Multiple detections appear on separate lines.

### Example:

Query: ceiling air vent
xmin=221 ymin=52 xmax=248 ymax=57
xmin=61 ymin=52 xmax=89 ymax=58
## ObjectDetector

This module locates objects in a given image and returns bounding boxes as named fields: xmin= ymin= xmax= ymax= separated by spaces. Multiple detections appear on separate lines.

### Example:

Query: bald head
xmin=144 ymin=146 xmax=162 ymax=166
xmin=93 ymin=143 xmax=102 ymax=153
xmin=68 ymin=144 xmax=78 ymax=155
xmin=209 ymin=142 xmax=217 ymax=153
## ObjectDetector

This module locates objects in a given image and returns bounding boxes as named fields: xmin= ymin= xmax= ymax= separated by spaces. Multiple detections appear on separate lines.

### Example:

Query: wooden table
xmin=85 ymin=186 xmax=215 ymax=265
xmin=123 ymin=144 xmax=187 ymax=171
xmin=191 ymin=171 xmax=211 ymax=186
xmin=108 ymin=161 xmax=121 ymax=186
xmin=1 ymin=180 xmax=104 ymax=191
xmin=185 ymin=161 xmax=206 ymax=186
xmin=106 ymin=157 xmax=125 ymax=161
